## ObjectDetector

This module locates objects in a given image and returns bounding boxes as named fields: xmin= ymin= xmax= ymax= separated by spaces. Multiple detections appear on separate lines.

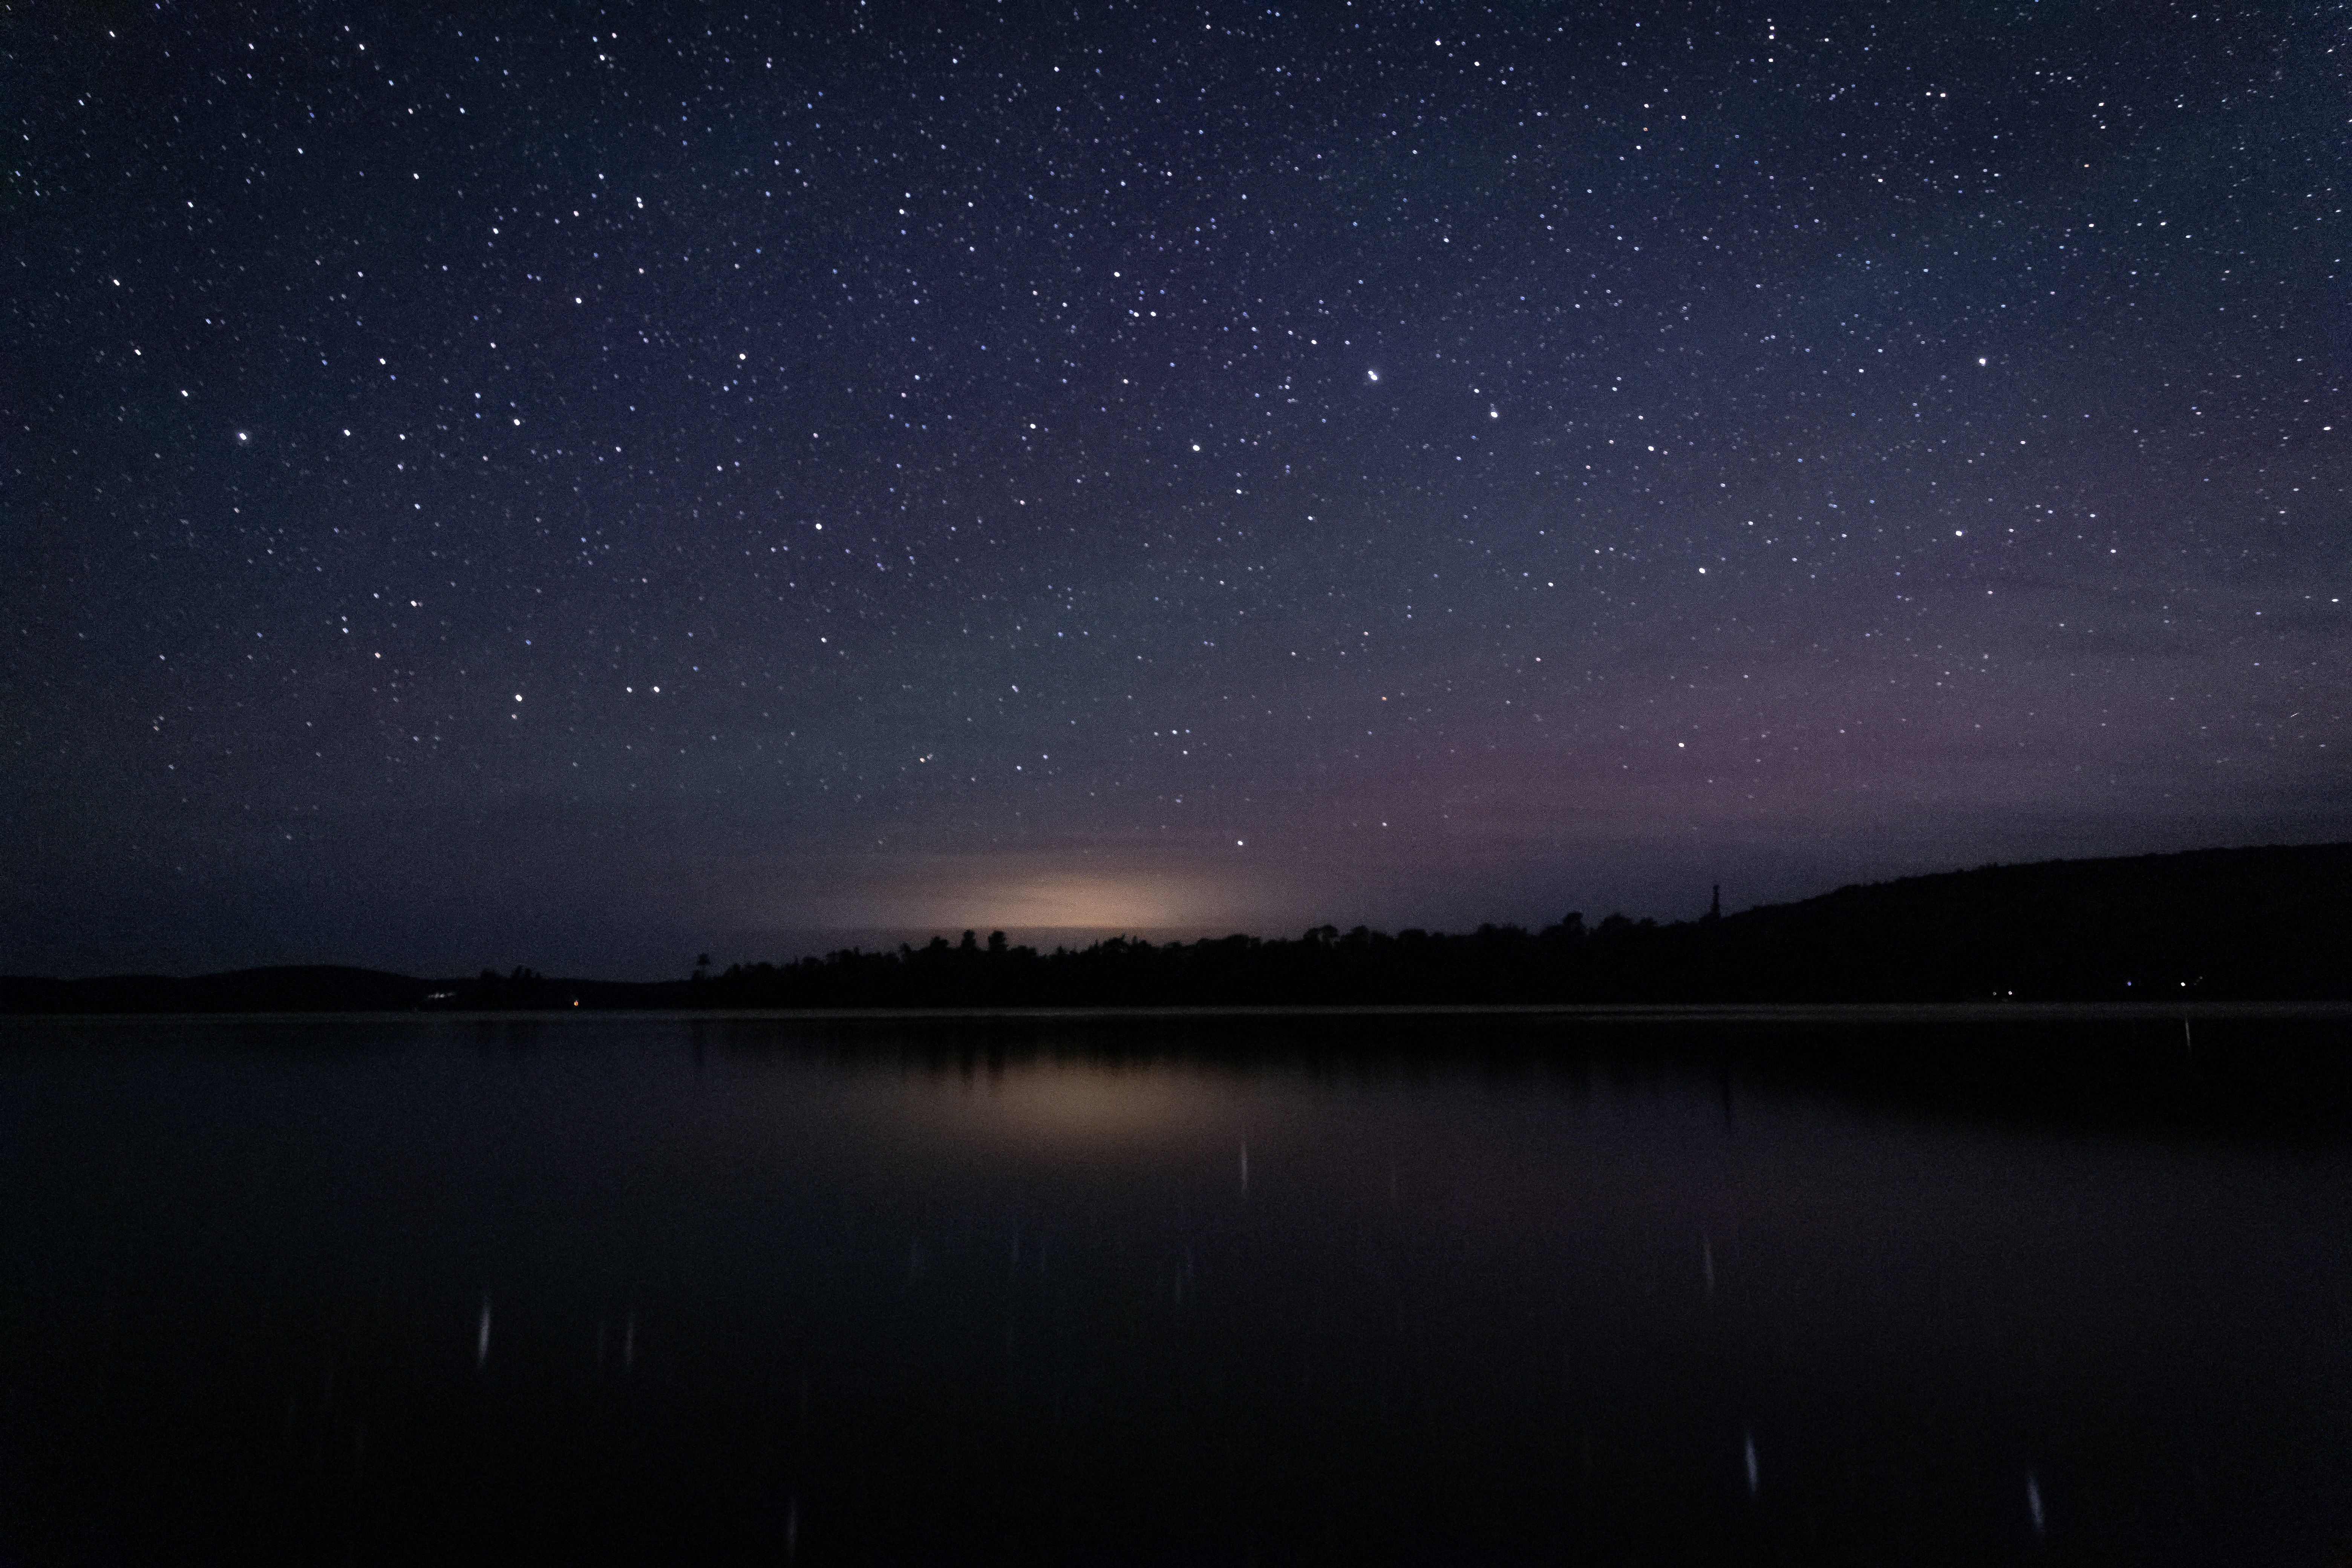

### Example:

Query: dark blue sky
xmin=8 ymin=0 xmax=2345 ymax=978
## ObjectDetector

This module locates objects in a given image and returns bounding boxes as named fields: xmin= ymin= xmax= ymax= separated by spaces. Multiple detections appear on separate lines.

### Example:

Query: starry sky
xmin=8 ymin=0 xmax=2346 ymax=980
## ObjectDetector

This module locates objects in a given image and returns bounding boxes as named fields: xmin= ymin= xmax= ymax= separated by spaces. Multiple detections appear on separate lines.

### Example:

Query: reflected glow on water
xmin=901 ymin=1060 xmax=1242 ymax=1152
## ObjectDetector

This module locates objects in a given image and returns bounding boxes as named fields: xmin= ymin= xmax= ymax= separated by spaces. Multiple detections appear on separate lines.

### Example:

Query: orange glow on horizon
xmin=801 ymin=859 xmax=1271 ymax=937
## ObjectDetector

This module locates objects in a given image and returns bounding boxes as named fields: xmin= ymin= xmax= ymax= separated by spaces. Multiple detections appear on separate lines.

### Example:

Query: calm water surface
xmin=4 ymin=1011 xmax=2349 ymax=1565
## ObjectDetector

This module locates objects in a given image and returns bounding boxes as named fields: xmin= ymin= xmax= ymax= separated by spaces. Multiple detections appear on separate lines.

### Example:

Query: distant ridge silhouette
xmin=6 ymin=843 xmax=2347 ymax=1012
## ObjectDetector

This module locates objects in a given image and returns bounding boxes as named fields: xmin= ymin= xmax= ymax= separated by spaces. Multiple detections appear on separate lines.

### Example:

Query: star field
xmin=7 ymin=0 xmax=2346 ymax=977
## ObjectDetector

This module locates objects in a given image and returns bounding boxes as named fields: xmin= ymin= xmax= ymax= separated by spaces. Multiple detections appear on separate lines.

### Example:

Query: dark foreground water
xmin=5 ymin=1010 xmax=2350 ymax=1566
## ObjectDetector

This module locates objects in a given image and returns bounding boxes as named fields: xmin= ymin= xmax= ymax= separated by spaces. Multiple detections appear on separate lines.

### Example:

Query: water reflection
xmin=3 ymin=1011 xmax=2348 ymax=1565
xmin=907 ymin=1057 xmax=1240 ymax=1152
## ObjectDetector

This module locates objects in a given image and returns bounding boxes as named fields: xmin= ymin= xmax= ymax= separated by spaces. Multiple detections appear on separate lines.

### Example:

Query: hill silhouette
xmin=6 ymin=843 xmax=2346 ymax=1013
xmin=2 ymin=965 xmax=434 ymax=1015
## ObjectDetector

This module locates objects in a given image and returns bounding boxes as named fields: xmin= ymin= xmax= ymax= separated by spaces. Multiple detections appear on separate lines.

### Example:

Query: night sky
xmin=8 ymin=1 xmax=2346 ymax=980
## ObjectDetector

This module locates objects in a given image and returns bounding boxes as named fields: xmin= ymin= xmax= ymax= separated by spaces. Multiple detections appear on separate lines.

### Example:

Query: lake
xmin=5 ymin=1009 xmax=2349 ymax=1565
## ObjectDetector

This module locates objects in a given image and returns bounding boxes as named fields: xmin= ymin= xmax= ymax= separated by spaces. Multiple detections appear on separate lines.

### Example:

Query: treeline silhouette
xmin=692 ymin=841 xmax=2348 ymax=1006
xmin=7 ymin=843 xmax=2346 ymax=1012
